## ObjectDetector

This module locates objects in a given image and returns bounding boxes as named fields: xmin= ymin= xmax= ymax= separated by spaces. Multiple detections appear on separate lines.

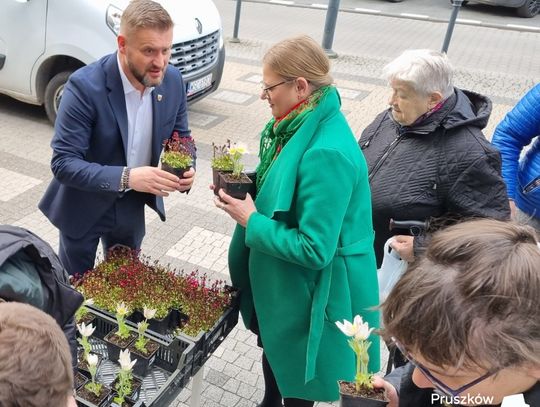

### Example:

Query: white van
xmin=0 ymin=0 xmax=225 ymax=123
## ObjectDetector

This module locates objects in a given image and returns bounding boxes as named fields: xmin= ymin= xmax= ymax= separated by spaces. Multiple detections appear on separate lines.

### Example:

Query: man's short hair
xmin=120 ymin=0 xmax=174 ymax=37
xmin=382 ymin=219 xmax=540 ymax=371
xmin=0 ymin=302 xmax=73 ymax=407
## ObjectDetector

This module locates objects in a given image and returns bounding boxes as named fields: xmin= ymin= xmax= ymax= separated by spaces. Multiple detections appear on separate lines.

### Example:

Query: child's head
xmin=382 ymin=219 xmax=540 ymax=404
xmin=0 ymin=302 xmax=73 ymax=407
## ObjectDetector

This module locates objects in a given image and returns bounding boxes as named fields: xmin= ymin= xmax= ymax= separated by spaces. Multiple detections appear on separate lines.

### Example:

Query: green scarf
xmin=256 ymin=86 xmax=331 ymax=191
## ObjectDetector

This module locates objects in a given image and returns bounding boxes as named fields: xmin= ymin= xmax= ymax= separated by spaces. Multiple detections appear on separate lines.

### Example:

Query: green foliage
xmin=113 ymin=369 xmax=133 ymax=404
xmin=135 ymin=320 xmax=149 ymax=353
xmin=211 ymin=141 xmax=234 ymax=171
xmin=162 ymin=150 xmax=192 ymax=169
xmin=78 ymin=336 xmax=92 ymax=360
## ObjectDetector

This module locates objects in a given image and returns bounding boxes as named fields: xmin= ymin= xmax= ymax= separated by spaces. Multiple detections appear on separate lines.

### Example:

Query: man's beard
xmin=128 ymin=60 xmax=164 ymax=88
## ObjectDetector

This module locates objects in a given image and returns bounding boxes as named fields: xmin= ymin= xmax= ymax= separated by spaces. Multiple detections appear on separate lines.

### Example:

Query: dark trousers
xmin=59 ymin=191 xmax=146 ymax=276
xmin=252 ymin=315 xmax=315 ymax=407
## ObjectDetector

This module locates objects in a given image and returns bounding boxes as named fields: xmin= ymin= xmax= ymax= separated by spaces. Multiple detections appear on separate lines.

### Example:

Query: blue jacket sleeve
xmin=492 ymin=84 xmax=540 ymax=199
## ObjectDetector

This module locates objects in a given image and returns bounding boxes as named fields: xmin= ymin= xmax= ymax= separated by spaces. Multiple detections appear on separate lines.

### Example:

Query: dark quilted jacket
xmin=0 ymin=225 xmax=83 ymax=370
xmin=359 ymin=88 xmax=510 ymax=266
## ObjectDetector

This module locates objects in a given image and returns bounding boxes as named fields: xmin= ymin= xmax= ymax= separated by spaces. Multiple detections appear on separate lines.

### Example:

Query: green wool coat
xmin=228 ymin=88 xmax=380 ymax=401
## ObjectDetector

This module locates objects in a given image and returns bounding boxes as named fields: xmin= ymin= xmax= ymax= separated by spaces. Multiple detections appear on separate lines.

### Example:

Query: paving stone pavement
xmin=0 ymin=10 xmax=538 ymax=406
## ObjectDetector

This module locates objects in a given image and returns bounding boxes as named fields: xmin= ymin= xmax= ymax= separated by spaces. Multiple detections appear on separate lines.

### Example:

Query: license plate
xmin=187 ymin=73 xmax=212 ymax=96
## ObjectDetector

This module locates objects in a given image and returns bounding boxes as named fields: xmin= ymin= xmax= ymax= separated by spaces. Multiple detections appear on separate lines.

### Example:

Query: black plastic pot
xmin=104 ymin=331 xmax=137 ymax=364
xmin=77 ymin=351 xmax=104 ymax=380
xmin=77 ymin=384 xmax=113 ymax=407
xmin=212 ymin=169 xmax=233 ymax=195
xmin=161 ymin=162 xmax=189 ymax=179
xmin=340 ymin=392 xmax=389 ymax=407
xmin=129 ymin=339 xmax=160 ymax=378
xmin=219 ymin=172 xmax=253 ymax=200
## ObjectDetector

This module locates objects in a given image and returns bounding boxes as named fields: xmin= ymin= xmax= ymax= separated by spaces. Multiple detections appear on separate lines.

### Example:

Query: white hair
xmin=382 ymin=49 xmax=454 ymax=99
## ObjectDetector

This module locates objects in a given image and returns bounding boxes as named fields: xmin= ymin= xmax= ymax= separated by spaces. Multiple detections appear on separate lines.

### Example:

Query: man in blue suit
xmin=39 ymin=0 xmax=196 ymax=276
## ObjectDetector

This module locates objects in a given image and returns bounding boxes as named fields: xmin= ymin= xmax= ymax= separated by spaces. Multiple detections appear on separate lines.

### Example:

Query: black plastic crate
xmin=76 ymin=307 xmax=195 ymax=407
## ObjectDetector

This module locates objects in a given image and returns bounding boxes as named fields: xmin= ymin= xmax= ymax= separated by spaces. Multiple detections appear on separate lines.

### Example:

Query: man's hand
xmin=390 ymin=235 xmax=414 ymax=262
xmin=128 ymin=166 xmax=184 ymax=196
xmin=179 ymin=167 xmax=196 ymax=192
xmin=372 ymin=376 xmax=399 ymax=407
xmin=214 ymin=189 xmax=256 ymax=227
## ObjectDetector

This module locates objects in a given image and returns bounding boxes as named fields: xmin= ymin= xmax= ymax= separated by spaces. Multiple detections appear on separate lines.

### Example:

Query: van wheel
xmin=517 ymin=0 xmax=539 ymax=17
xmin=44 ymin=71 xmax=73 ymax=125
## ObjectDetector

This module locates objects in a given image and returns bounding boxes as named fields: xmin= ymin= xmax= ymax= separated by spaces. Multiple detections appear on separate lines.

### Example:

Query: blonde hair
xmin=0 ymin=302 xmax=73 ymax=407
xmin=382 ymin=219 xmax=540 ymax=371
xmin=263 ymin=35 xmax=333 ymax=88
xmin=120 ymin=0 xmax=173 ymax=37
xmin=382 ymin=49 xmax=454 ymax=98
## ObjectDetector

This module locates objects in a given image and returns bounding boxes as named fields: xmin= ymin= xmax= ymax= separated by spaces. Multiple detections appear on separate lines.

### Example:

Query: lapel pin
xmin=157 ymin=94 xmax=163 ymax=102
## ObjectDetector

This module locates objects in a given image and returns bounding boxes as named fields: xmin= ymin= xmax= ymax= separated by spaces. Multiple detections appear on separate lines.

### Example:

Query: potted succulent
xmin=128 ymin=306 xmax=160 ymax=378
xmin=104 ymin=302 xmax=137 ymax=363
xmin=211 ymin=140 xmax=234 ymax=195
xmin=218 ymin=142 xmax=253 ymax=199
xmin=161 ymin=131 xmax=195 ymax=178
xmin=77 ymin=353 xmax=112 ymax=407
xmin=75 ymin=298 xmax=95 ymax=326
xmin=111 ymin=349 xmax=142 ymax=407
xmin=336 ymin=316 xmax=389 ymax=406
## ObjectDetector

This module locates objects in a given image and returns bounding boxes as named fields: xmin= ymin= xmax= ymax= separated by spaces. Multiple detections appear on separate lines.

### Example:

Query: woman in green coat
xmin=215 ymin=36 xmax=380 ymax=406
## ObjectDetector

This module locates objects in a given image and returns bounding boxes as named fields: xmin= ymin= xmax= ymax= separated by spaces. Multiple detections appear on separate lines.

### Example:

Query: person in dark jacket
xmin=375 ymin=219 xmax=540 ymax=407
xmin=359 ymin=49 xmax=510 ymax=267
xmin=492 ymin=83 xmax=540 ymax=232
xmin=0 ymin=226 xmax=83 ymax=371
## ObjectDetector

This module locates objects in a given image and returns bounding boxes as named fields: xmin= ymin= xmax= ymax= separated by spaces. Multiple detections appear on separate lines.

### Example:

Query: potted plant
xmin=218 ymin=142 xmax=253 ymax=199
xmin=172 ymin=271 xmax=234 ymax=338
xmin=211 ymin=140 xmax=234 ymax=195
xmin=104 ymin=302 xmax=137 ymax=363
xmin=336 ymin=316 xmax=389 ymax=406
xmin=77 ymin=322 xmax=100 ymax=379
xmin=75 ymin=298 xmax=95 ymax=325
xmin=161 ymin=131 xmax=195 ymax=178
xmin=129 ymin=306 xmax=160 ymax=378
xmin=77 ymin=353 xmax=112 ymax=407
xmin=111 ymin=349 xmax=142 ymax=407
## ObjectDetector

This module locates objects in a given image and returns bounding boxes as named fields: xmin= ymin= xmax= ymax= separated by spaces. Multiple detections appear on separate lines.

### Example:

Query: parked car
xmin=451 ymin=0 xmax=539 ymax=18
xmin=0 ymin=0 xmax=225 ymax=124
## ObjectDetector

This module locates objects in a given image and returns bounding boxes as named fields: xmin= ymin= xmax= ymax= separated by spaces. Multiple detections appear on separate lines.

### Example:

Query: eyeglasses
xmin=391 ymin=337 xmax=497 ymax=398
xmin=260 ymin=79 xmax=293 ymax=96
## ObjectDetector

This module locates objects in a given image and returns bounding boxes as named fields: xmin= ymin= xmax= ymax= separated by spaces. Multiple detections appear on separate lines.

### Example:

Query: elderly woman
xmin=215 ymin=36 xmax=380 ymax=406
xmin=359 ymin=49 xmax=510 ymax=267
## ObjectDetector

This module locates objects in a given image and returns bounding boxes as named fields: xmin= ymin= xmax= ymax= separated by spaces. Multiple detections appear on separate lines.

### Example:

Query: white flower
xmin=77 ymin=322 xmax=96 ymax=338
xmin=335 ymin=315 xmax=373 ymax=341
xmin=143 ymin=306 xmax=157 ymax=320
xmin=83 ymin=298 xmax=94 ymax=306
xmin=118 ymin=349 xmax=137 ymax=371
xmin=86 ymin=353 xmax=99 ymax=367
xmin=116 ymin=302 xmax=129 ymax=316
xmin=229 ymin=142 xmax=248 ymax=156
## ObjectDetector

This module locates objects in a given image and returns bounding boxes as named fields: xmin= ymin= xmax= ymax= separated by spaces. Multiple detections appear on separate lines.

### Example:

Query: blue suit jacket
xmin=39 ymin=53 xmax=191 ymax=238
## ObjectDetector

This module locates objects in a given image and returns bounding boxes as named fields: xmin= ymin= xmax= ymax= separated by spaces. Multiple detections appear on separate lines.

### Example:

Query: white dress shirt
xmin=117 ymin=55 xmax=154 ymax=168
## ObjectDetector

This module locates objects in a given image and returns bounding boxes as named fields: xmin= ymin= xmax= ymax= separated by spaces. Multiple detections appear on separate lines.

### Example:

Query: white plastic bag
xmin=378 ymin=238 xmax=408 ymax=303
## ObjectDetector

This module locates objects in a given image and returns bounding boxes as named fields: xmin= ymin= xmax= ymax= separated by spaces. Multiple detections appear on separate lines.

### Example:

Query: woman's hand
xmin=372 ymin=376 xmax=399 ymax=407
xmin=390 ymin=235 xmax=414 ymax=262
xmin=214 ymin=189 xmax=257 ymax=227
